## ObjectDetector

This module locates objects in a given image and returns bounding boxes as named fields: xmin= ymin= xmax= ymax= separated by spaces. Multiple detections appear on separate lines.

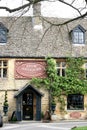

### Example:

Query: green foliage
xmin=64 ymin=57 xmax=87 ymax=95
xmin=3 ymin=91 xmax=9 ymax=106
xmin=66 ymin=57 xmax=84 ymax=79
xmin=71 ymin=126 xmax=87 ymax=130
xmin=41 ymin=111 xmax=44 ymax=119
xmin=11 ymin=116 xmax=17 ymax=122
xmin=31 ymin=57 xmax=87 ymax=112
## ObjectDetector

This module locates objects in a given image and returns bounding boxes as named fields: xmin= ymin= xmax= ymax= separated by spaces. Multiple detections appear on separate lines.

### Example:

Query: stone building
xmin=0 ymin=3 xmax=87 ymax=121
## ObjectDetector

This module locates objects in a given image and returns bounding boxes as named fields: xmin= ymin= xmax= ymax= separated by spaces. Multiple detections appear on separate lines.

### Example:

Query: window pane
xmin=3 ymin=68 xmax=7 ymax=77
xmin=67 ymin=94 xmax=84 ymax=110
xmin=56 ymin=62 xmax=66 ymax=76
xmin=56 ymin=63 xmax=60 ymax=67
xmin=62 ymin=69 xmax=65 ymax=76
xmin=0 ymin=29 xmax=7 ymax=43
xmin=0 ymin=60 xmax=8 ymax=78
xmin=3 ymin=61 xmax=7 ymax=66
xmin=79 ymin=32 xmax=84 ymax=44
xmin=73 ymin=31 xmax=84 ymax=44
xmin=85 ymin=64 xmax=87 ymax=78
xmin=73 ymin=32 xmax=78 ymax=43
xmin=0 ymin=68 xmax=1 ymax=77
xmin=85 ymin=63 xmax=87 ymax=68
xmin=57 ymin=69 xmax=60 ymax=76
xmin=0 ymin=61 xmax=1 ymax=67
xmin=62 ymin=62 xmax=66 ymax=67
xmin=86 ymin=69 xmax=87 ymax=78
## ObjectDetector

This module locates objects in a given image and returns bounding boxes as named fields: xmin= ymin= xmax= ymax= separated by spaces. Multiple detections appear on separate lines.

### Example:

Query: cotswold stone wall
xmin=0 ymin=58 xmax=49 ymax=120
xmin=0 ymin=58 xmax=87 ymax=120
xmin=0 ymin=17 xmax=87 ymax=120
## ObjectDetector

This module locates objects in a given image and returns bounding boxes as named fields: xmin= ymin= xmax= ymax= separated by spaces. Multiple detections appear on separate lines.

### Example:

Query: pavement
xmin=2 ymin=120 xmax=87 ymax=130
xmin=5 ymin=119 xmax=87 ymax=124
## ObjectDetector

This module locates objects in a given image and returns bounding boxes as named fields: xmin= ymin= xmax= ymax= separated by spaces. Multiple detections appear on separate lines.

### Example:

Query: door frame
xmin=14 ymin=84 xmax=43 ymax=121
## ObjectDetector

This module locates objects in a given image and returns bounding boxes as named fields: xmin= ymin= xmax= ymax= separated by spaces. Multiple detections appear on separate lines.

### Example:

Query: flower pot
xmin=51 ymin=104 xmax=56 ymax=113
xmin=3 ymin=106 xmax=8 ymax=115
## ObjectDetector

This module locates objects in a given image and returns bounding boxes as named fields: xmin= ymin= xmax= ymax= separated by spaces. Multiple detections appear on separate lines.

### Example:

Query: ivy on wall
xmin=31 ymin=57 xmax=87 ymax=112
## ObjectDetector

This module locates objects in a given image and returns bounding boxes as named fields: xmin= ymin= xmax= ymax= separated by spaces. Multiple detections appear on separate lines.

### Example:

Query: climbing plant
xmin=61 ymin=57 xmax=87 ymax=95
xmin=31 ymin=57 xmax=59 ymax=111
xmin=31 ymin=57 xmax=87 ymax=113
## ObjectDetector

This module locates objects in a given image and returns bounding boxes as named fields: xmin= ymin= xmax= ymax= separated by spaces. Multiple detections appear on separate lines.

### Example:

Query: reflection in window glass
xmin=67 ymin=94 xmax=84 ymax=110
xmin=0 ymin=29 xmax=7 ymax=43
xmin=73 ymin=30 xmax=84 ymax=44
xmin=73 ymin=32 xmax=78 ymax=43
xmin=3 ymin=68 xmax=7 ymax=77
xmin=79 ymin=32 xmax=84 ymax=43
xmin=3 ymin=61 xmax=7 ymax=66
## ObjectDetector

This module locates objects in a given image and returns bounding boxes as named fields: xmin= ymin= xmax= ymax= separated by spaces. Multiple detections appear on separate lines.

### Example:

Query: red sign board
xmin=15 ymin=60 xmax=47 ymax=79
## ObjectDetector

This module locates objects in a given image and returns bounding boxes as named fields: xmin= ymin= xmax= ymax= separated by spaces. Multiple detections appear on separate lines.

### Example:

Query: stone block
xmin=3 ymin=115 xmax=8 ymax=123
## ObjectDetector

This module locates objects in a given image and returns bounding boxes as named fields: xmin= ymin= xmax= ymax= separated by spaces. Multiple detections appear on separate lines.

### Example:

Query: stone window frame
xmin=67 ymin=94 xmax=84 ymax=110
xmin=0 ymin=60 xmax=8 ymax=78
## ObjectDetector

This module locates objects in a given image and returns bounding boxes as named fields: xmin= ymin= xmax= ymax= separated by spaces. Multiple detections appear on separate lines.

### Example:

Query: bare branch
xmin=0 ymin=0 xmax=85 ymax=17
xmin=71 ymin=0 xmax=76 ymax=5
xmin=41 ymin=11 xmax=87 ymax=26
xmin=58 ymin=0 xmax=82 ymax=15
xmin=0 ymin=3 xmax=31 ymax=13
xmin=41 ymin=24 xmax=53 ymax=42
xmin=0 ymin=0 xmax=87 ymax=35
xmin=85 ymin=0 xmax=87 ymax=4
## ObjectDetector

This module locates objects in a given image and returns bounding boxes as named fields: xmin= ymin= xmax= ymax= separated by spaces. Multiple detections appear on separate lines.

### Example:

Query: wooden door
xmin=23 ymin=93 xmax=33 ymax=120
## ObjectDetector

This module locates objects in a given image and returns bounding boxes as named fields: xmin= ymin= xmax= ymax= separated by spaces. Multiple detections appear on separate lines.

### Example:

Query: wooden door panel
xmin=23 ymin=93 xmax=33 ymax=120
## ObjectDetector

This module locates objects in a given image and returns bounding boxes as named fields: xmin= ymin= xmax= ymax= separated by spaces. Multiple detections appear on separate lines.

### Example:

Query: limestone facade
xmin=0 ymin=7 xmax=87 ymax=121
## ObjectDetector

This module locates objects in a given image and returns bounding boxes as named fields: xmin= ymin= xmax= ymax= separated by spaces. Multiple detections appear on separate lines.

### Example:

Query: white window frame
xmin=56 ymin=62 xmax=66 ymax=76
xmin=0 ymin=60 xmax=8 ymax=78
xmin=72 ymin=25 xmax=85 ymax=45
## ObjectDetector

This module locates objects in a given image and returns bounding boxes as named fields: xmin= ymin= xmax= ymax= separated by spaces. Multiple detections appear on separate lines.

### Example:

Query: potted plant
xmin=51 ymin=100 xmax=56 ymax=114
xmin=3 ymin=91 xmax=9 ymax=115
